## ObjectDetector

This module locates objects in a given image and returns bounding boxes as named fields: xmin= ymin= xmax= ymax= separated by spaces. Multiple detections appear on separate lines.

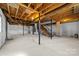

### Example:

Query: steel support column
xmin=51 ymin=19 xmax=52 ymax=39
xmin=23 ymin=23 xmax=24 ymax=36
xmin=5 ymin=18 xmax=8 ymax=40
xmin=32 ymin=24 xmax=35 ymax=35
xmin=38 ymin=13 xmax=41 ymax=45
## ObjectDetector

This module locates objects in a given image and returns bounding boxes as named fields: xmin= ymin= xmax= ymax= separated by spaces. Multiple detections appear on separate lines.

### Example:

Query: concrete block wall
xmin=0 ymin=9 xmax=6 ymax=48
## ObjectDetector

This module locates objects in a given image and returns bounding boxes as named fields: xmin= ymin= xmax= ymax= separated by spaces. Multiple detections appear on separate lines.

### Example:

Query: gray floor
xmin=0 ymin=34 xmax=79 ymax=56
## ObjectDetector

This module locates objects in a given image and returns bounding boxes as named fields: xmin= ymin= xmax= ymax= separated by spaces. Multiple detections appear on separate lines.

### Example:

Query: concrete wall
xmin=46 ymin=21 xmax=79 ymax=38
xmin=8 ymin=21 xmax=79 ymax=38
xmin=7 ymin=24 xmax=34 ymax=39
xmin=61 ymin=22 xmax=79 ymax=37
xmin=77 ymin=22 xmax=79 ymax=38
xmin=0 ymin=9 xmax=6 ymax=48
xmin=8 ymin=24 xmax=28 ymax=35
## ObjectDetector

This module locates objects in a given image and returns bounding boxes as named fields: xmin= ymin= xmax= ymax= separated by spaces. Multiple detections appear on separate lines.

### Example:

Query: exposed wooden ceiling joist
xmin=20 ymin=3 xmax=32 ymax=20
xmin=7 ymin=4 xmax=10 ymax=14
xmin=39 ymin=4 xmax=53 ymax=13
xmin=0 ymin=3 xmax=8 ymax=11
xmin=51 ymin=4 xmax=79 ymax=21
xmin=1 ymin=3 xmax=79 ymax=25
xmin=33 ymin=3 xmax=66 ymax=22
xmin=28 ymin=3 xmax=31 ymax=7
xmin=19 ymin=3 xmax=39 ymax=20
xmin=38 ymin=4 xmax=79 ymax=21
xmin=61 ymin=13 xmax=79 ymax=22
xmin=19 ymin=3 xmax=38 ymax=13
xmin=4 ymin=12 xmax=18 ymax=24
xmin=28 ymin=4 xmax=53 ymax=20
xmin=28 ymin=3 xmax=66 ymax=22
xmin=34 ymin=3 xmax=43 ymax=10
xmin=9 ymin=6 xmax=17 ymax=17
xmin=14 ymin=5 xmax=19 ymax=19
xmin=42 ymin=3 xmax=65 ymax=15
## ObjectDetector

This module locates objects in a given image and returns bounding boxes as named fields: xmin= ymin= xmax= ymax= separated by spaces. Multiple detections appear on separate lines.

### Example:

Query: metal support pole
xmin=51 ymin=19 xmax=52 ymax=39
xmin=38 ymin=13 xmax=41 ymax=45
xmin=23 ymin=23 xmax=24 ymax=36
xmin=5 ymin=18 xmax=8 ymax=40
xmin=32 ymin=24 xmax=35 ymax=35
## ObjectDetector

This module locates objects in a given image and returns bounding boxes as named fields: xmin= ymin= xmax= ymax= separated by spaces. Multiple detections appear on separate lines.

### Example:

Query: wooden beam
xmin=20 ymin=10 xmax=26 ymax=19
xmin=7 ymin=4 xmax=10 ymax=14
xmin=28 ymin=3 xmax=31 ymax=7
xmin=61 ymin=19 xmax=79 ymax=23
xmin=4 ymin=12 xmax=26 ymax=25
xmin=20 ymin=3 xmax=32 ymax=20
xmin=42 ymin=3 xmax=65 ymax=16
xmin=4 ymin=12 xmax=18 ymax=24
xmin=33 ymin=3 xmax=66 ymax=22
xmin=19 ymin=3 xmax=37 ymax=13
xmin=34 ymin=3 xmax=43 ymax=10
xmin=0 ymin=3 xmax=8 ymax=10
xmin=5 ymin=13 xmax=28 ymax=21
xmin=27 ymin=4 xmax=52 ymax=20
xmin=51 ymin=4 xmax=79 ymax=21
xmin=39 ymin=4 xmax=53 ymax=13
xmin=4 ymin=12 xmax=33 ymax=25
xmin=61 ymin=13 xmax=79 ymax=21
xmin=15 ymin=5 xmax=19 ymax=19
xmin=5 ymin=13 xmax=13 ymax=21
xmin=25 ymin=12 xmax=35 ymax=19
xmin=19 ymin=3 xmax=38 ymax=20
xmin=38 ymin=4 xmax=79 ymax=21
xmin=9 ymin=5 xmax=17 ymax=17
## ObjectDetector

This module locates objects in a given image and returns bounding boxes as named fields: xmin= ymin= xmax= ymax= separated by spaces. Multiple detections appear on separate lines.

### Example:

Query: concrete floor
xmin=0 ymin=34 xmax=79 ymax=56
